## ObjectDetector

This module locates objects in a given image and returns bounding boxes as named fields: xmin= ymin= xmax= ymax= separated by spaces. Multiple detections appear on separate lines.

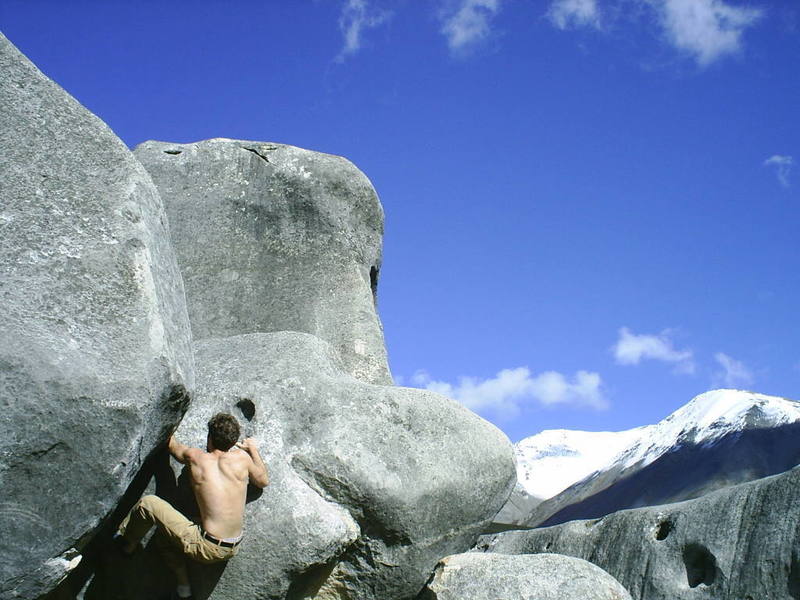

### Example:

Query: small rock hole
xmin=369 ymin=266 xmax=379 ymax=303
xmin=655 ymin=519 xmax=674 ymax=541
xmin=236 ymin=398 xmax=256 ymax=421
xmin=683 ymin=543 xmax=718 ymax=588
xmin=163 ymin=149 xmax=182 ymax=155
xmin=788 ymin=552 xmax=800 ymax=599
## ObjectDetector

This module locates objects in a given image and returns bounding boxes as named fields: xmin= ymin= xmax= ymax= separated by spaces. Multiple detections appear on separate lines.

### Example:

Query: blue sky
xmin=3 ymin=1 xmax=798 ymax=442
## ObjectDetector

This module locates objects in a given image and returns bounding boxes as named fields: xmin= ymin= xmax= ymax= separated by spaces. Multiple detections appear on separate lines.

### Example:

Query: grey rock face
xmin=133 ymin=139 xmax=391 ymax=385
xmin=89 ymin=332 xmax=515 ymax=600
xmin=479 ymin=465 xmax=800 ymax=600
xmin=0 ymin=33 xmax=193 ymax=599
xmin=420 ymin=552 xmax=632 ymax=600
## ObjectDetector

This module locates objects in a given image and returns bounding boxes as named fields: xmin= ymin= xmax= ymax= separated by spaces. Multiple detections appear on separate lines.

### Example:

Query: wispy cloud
xmin=655 ymin=0 xmax=763 ymax=66
xmin=546 ymin=0 xmax=763 ymax=66
xmin=411 ymin=367 xmax=607 ymax=418
xmin=613 ymin=327 xmax=695 ymax=373
xmin=440 ymin=0 xmax=502 ymax=55
xmin=713 ymin=352 xmax=754 ymax=388
xmin=548 ymin=0 xmax=600 ymax=30
xmin=336 ymin=0 xmax=391 ymax=63
xmin=764 ymin=154 xmax=794 ymax=188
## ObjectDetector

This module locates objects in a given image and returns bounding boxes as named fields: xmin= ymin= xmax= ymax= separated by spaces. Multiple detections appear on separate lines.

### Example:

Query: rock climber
xmin=115 ymin=413 xmax=269 ymax=600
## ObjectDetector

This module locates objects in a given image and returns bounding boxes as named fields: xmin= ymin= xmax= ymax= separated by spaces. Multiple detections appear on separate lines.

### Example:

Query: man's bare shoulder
xmin=224 ymin=447 xmax=254 ymax=465
xmin=219 ymin=448 xmax=253 ymax=477
xmin=183 ymin=447 xmax=206 ymax=463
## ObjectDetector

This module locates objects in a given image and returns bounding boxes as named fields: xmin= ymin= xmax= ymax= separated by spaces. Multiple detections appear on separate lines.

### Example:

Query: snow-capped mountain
xmin=514 ymin=428 xmax=644 ymax=500
xmin=503 ymin=389 xmax=800 ymax=529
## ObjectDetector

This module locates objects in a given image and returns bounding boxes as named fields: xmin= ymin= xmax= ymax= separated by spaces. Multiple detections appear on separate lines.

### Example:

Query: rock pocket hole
xmin=655 ymin=519 xmax=674 ymax=541
xmin=788 ymin=552 xmax=800 ymax=599
xmin=163 ymin=149 xmax=182 ymax=155
xmin=683 ymin=543 xmax=718 ymax=588
xmin=236 ymin=398 xmax=256 ymax=421
xmin=369 ymin=266 xmax=379 ymax=302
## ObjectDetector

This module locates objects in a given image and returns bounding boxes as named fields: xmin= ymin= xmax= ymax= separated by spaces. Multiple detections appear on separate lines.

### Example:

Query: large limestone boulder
xmin=478 ymin=465 xmax=800 ymax=600
xmin=90 ymin=332 xmax=515 ymax=600
xmin=0 ymin=33 xmax=193 ymax=599
xmin=421 ymin=553 xmax=632 ymax=600
xmin=133 ymin=139 xmax=391 ymax=385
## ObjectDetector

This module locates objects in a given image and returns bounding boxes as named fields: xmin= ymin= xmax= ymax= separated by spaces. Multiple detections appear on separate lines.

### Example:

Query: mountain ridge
xmin=505 ymin=389 xmax=800 ymax=528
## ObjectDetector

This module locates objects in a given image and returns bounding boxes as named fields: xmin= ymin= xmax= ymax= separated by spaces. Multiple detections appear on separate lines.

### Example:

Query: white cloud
xmin=656 ymin=0 xmax=763 ymax=66
xmin=412 ymin=367 xmax=607 ymax=418
xmin=410 ymin=369 xmax=432 ymax=386
xmin=547 ymin=0 xmax=763 ymax=66
xmin=548 ymin=0 xmax=600 ymax=30
xmin=336 ymin=0 xmax=391 ymax=62
xmin=764 ymin=154 xmax=794 ymax=188
xmin=713 ymin=352 xmax=755 ymax=388
xmin=613 ymin=327 xmax=695 ymax=373
xmin=440 ymin=0 xmax=502 ymax=54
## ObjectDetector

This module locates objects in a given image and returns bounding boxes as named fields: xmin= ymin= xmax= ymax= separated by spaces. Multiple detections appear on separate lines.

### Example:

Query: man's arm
xmin=236 ymin=438 xmax=269 ymax=488
xmin=168 ymin=434 xmax=198 ymax=464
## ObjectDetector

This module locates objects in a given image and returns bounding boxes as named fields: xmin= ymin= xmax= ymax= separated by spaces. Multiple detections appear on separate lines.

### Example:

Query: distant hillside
xmin=497 ymin=389 xmax=800 ymax=529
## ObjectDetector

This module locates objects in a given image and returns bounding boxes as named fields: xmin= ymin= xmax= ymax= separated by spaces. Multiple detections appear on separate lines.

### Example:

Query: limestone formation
xmin=133 ymin=139 xmax=392 ymax=385
xmin=421 ymin=553 xmax=632 ymax=600
xmin=85 ymin=332 xmax=515 ymax=600
xmin=1 ymin=30 xmax=517 ymax=600
xmin=478 ymin=465 xmax=800 ymax=600
xmin=0 ymin=33 xmax=193 ymax=599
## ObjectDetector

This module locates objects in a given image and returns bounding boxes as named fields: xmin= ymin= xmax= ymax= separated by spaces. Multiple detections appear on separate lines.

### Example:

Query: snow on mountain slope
xmin=514 ymin=389 xmax=800 ymax=501
xmin=515 ymin=428 xmax=644 ymax=499
xmin=612 ymin=389 xmax=800 ymax=471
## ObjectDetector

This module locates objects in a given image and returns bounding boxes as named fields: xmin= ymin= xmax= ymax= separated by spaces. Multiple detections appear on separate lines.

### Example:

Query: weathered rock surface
xmin=478 ymin=465 xmax=800 ymax=600
xmin=0 ymin=33 xmax=193 ymax=599
xmin=420 ymin=552 xmax=632 ymax=600
xmin=85 ymin=332 xmax=515 ymax=600
xmin=133 ymin=139 xmax=392 ymax=385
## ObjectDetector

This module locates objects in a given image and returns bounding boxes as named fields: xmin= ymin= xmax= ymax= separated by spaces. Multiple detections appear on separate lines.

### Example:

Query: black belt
xmin=201 ymin=529 xmax=243 ymax=548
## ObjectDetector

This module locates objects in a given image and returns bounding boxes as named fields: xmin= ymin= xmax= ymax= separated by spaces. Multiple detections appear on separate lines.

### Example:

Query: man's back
xmin=186 ymin=448 xmax=251 ymax=538
xmin=120 ymin=416 xmax=268 ymax=600
xmin=169 ymin=432 xmax=269 ymax=539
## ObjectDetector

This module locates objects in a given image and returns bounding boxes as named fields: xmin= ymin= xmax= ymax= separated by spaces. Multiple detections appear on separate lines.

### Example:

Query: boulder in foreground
xmin=0 ymin=33 xmax=193 ymax=600
xmin=421 ymin=552 xmax=632 ymax=600
xmin=86 ymin=332 xmax=515 ymax=600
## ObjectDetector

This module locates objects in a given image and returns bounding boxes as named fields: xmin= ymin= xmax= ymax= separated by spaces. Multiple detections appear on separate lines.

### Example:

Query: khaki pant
xmin=119 ymin=495 xmax=238 ymax=581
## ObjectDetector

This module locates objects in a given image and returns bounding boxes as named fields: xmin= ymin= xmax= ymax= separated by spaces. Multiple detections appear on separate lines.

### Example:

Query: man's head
xmin=207 ymin=413 xmax=240 ymax=451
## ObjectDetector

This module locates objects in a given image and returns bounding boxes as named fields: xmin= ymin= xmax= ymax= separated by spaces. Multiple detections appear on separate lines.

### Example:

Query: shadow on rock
xmin=42 ymin=449 xmax=247 ymax=600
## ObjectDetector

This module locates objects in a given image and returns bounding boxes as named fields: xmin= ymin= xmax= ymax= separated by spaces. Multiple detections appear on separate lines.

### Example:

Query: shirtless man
xmin=116 ymin=413 xmax=268 ymax=600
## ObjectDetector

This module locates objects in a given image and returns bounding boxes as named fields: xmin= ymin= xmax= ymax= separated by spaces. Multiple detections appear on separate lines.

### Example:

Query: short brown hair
xmin=207 ymin=413 xmax=240 ymax=451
